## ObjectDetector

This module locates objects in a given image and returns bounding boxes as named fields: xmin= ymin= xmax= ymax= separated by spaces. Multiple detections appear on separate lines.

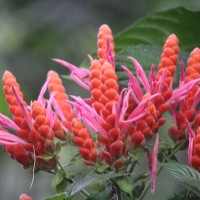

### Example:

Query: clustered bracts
xmin=0 ymin=24 xmax=200 ymax=194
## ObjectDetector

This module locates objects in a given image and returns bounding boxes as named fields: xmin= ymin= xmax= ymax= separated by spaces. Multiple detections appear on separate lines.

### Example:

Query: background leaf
xmin=162 ymin=162 xmax=200 ymax=197
xmin=113 ymin=177 xmax=133 ymax=197
xmin=81 ymin=7 xmax=200 ymax=69
xmin=114 ymin=7 xmax=200 ymax=52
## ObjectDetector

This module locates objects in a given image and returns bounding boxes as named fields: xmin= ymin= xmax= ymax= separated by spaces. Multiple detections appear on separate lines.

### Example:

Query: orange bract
xmin=157 ymin=34 xmax=179 ymax=87
xmin=72 ymin=118 xmax=98 ymax=165
xmin=90 ymin=60 xmax=119 ymax=116
xmin=2 ymin=71 xmax=30 ymax=140
xmin=47 ymin=70 xmax=74 ymax=139
xmin=97 ymin=24 xmax=115 ymax=64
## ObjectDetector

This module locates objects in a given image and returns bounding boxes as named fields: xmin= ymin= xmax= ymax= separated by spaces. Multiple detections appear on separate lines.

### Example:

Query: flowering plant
xmin=1 ymin=7 xmax=200 ymax=200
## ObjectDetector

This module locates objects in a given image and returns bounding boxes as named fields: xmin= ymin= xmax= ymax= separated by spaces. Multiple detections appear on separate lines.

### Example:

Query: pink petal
xmin=169 ymin=78 xmax=200 ymax=105
xmin=151 ymin=134 xmax=159 ymax=193
xmin=129 ymin=57 xmax=150 ymax=92
xmin=12 ymin=86 xmax=32 ymax=130
xmin=185 ymin=118 xmax=195 ymax=166
xmin=52 ymin=58 xmax=90 ymax=90
xmin=37 ymin=79 xmax=48 ymax=107
xmin=192 ymin=88 xmax=200 ymax=108
xmin=115 ymin=89 xmax=129 ymax=125
xmin=150 ymin=64 xmax=156 ymax=94
xmin=0 ymin=130 xmax=25 ymax=145
xmin=157 ymin=69 xmax=167 ymax=93
xmin=69 ymin=96 xmax=107 ymax=135
xmin=87 ymin=54 xmax=94 ymax=64
xmin=0 ymin=113 xmax=20 ymax=131
xmin=122 ymin=93 xmax=159 ymax=131
xmin=106 ymin=38 xmax=115 ymax=66
xmin=121 ymin=65 xmax=143 ymax=100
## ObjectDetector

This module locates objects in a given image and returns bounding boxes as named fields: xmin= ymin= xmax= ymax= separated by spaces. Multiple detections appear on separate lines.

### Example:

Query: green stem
xmin=184 ymin=190 xmax=190 ymax=200
xmin=112 ymin=183 xmax=122 ymax=200
xmin=56 ymin=158 xmax=89 ymax=198
xmin=137 ymin=141 xmax=187 ymax=200
xmin=129 ymin=160 xmax=138 ymax=174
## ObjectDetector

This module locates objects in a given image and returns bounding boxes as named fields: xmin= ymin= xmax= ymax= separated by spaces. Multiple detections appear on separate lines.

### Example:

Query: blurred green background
xmin=1 ymin=0 xmax=200 ymax=199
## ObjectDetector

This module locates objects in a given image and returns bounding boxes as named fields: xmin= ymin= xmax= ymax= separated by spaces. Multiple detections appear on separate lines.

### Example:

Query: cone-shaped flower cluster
xmin=1 ymin=24 xmax=200 ymax=196
xmin=168 ymin=48 xmax=200 ymax=170
xmin=0 ymin=71 xmax=57 ymax=171
xmin=52 ymin=24 xmax=197 ymax=173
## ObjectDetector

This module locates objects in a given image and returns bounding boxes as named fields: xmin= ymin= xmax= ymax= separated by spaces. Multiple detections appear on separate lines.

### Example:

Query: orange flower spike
xmin=157 ymin=34 xmax=180 ymax=87
xmin=72 ymin=118 xmax=98 ymax=165
xmin=47 ymin=70 xmax=74 ymax=138
xmin=175 ymin=49 xmax=200 ymax=125
xmin=186 ymin=48 xmax=200 ymax=81
xmin=2 ymin=71 xmax=30 ymax=140
xmin=90 ymin=60 xmax=103 ymax=114
xmin=31 ymin=101 xmax=55 ymax=152
xmin=97 ymin=24 xmax=115 ymax=64
xmin=185 ymin=48 xmax=200 ymax=96
xmin=90 ymin=60 xmax=119 ymax=117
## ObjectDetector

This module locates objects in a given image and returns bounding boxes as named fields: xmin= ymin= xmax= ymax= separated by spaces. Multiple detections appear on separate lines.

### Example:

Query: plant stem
xmin=129 ymin=160 xmax=138 ymax=174
xmin=137 ymin=141 xmax=187 ymax=200
xmin=56 ymin=158 xmax=89 ymax=198
xmin=184 ymin=190 xmax=190 ymax=200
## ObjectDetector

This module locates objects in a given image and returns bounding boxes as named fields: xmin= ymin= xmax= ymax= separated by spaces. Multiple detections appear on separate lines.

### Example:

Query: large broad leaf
xmin=81 ymin=7 xmax=200 ymax=68
xmin=114 ymin=7 xmax=200 ymax=52
xmin=162 ymin=162 xmax=200 ymax=197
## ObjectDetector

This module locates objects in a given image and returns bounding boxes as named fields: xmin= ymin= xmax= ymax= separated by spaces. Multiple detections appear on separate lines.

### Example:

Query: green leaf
xmin=113 ymin=177 xmax=133 ymax=197
xmin=86 ymin=188 xmax=111 ymax=200
xmin=52 ymin=172 xmax=68 ymax=193
xmin=0 ymin=85 xmax=9 ymax=115
xmin=80 ymin=7 xmax=200 ymax=68
xmin=96 ymin=162 xmax=110 ymax=173
xmin=43 ymin=193 xmax=68 ymax=200
xmin=162 ymin=162 xmax=200 ymax=197
xmin=167 ymin=190 xmax=200 ymax=200
xmin=66 ymin=172 xmax=126 ymax=197
xmin=55 ymin=141 xmax=61 ymax=155
xmin=38 ymin=153 xmax=55 ymax=160
xmin=115 ymin=7 xmax=200 ymax=51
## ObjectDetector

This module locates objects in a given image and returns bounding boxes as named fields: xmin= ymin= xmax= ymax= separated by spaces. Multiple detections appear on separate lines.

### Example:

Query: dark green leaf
xmin=167 ymin=190 xmax=200 ymax=200
xmin=113 ymin=177 xmax=133 ymax=197
xmin=162 ymin=162 xmax=200 ymax=197
xmin=81 ymin=7 xmax=200 ymax=68
xmin=115 ymin=7 xmax=200 ymax=51
xmin=52 ymin=172 xmax=63 ymax=189
xmin=86 ymin=188 xmax=111 ymax=200
xmin=52 ymin=172 xmax=68 ymax=193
